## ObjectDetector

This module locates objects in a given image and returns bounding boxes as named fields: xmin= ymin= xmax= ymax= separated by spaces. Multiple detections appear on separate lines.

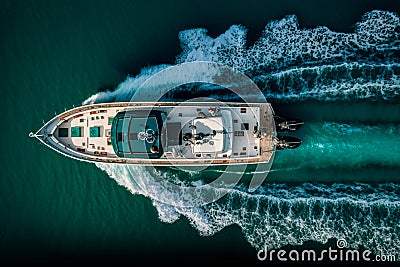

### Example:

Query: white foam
xmin=84 ymin=10 xmax=400 ymax=256
xmin=176 ymin=11 xmax=400 ymax=102
xmin=82 ymin=64 xmax=171 ymax=105
xmin=177 ymin=25 xmax=247 ymax=69
xmin=97 ymin=158 xmax=400 ymax=255
xmin=253 ymin=62 xmax=400 ymax=101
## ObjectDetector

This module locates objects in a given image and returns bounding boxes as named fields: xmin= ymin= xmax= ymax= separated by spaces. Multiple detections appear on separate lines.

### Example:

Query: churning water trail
xmin=274 ymin=122 xmax=400 ymax=170
xmin=85 ymin=10 xmax=400 ymax=255
xmin=176 ymin=10 xmax=400 ymax=102
xmin=255 ymin=62 xmax=400 ymax=102
xmin=97 ymin=163 xmax=400 ymax=256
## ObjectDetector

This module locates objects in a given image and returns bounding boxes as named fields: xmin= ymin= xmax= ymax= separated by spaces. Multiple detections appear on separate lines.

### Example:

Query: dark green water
xmin=1 ymin=0 xmax=400 ymax=265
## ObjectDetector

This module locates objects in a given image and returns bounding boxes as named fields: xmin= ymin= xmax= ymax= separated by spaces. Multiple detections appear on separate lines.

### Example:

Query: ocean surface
xmin=1 ymin=0 xmax=400 ymax=265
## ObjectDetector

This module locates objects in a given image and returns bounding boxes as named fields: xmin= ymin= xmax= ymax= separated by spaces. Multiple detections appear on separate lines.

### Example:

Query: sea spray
xmin=87 ymin=10 xmax=400 ymax=256
xmin=97 ymin=161 xmax=400 ymax=256
xmin=85 ymin=12 xmax=399 ymax=104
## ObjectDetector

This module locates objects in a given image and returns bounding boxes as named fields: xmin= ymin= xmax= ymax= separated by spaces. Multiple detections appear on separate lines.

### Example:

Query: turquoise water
xmin=1 ymin=0 xmax=400 ymax=265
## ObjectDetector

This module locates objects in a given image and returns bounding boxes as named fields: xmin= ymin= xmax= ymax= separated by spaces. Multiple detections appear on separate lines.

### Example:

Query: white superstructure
xmin=30 ymin=102 xmax=277 ymax=166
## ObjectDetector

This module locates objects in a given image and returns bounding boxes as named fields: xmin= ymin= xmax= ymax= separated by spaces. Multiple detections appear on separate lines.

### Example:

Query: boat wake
xmin=96 ymin=162 xmax=400 ymax=256
xmin=86 ymin=10 xmax=400 ymax=256
xmin=274 ymin=122 xmax=400 ymax=170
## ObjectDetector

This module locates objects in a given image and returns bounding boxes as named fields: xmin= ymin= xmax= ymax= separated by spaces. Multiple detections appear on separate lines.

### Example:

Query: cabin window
xmin=117 ymin=133 xmax=123 ymax=141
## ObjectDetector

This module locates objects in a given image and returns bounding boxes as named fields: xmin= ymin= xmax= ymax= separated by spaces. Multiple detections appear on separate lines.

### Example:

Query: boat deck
xmin=35 ymin=102 xmax=276 ymax=166
xmin=56 ymin=108 xmax=119 ymax=157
